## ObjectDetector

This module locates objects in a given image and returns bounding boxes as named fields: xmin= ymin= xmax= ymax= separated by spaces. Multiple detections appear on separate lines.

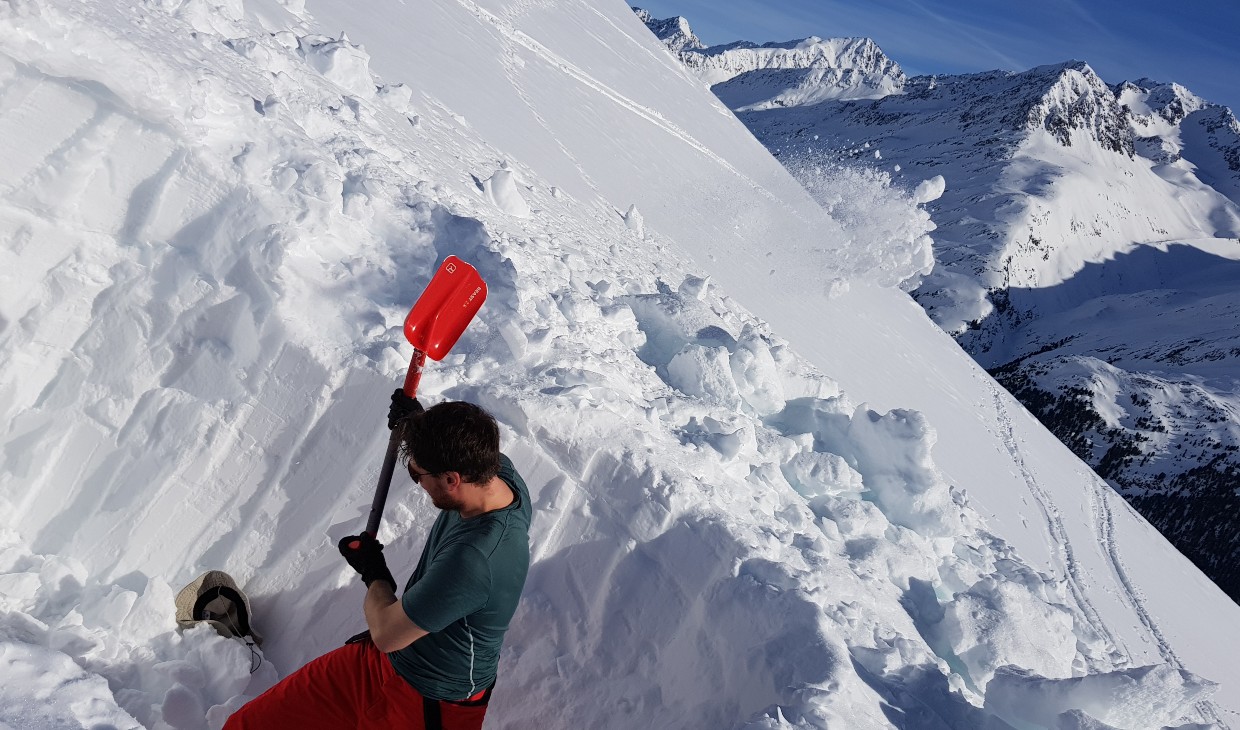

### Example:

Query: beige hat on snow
xmin=174 ymin=570 xmax=263 ymax=646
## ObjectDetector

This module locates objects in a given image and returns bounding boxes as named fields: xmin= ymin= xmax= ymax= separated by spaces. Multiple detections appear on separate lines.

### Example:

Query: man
xmin=225 ymin=392 xmax=531 ymax=729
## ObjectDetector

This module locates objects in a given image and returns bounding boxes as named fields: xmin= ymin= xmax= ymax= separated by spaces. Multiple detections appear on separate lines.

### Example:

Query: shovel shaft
xmin=363 ymin=350 xmax=427 ymax=538
xmin=364 ymin=429 xmax=403 ymax=538
xmin=402 ymin=350 xmax=427 ymax=399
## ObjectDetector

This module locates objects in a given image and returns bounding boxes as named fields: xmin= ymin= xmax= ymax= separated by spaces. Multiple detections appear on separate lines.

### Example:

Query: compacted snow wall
xmin=0 ymin=0 xmax=1235 ymax=728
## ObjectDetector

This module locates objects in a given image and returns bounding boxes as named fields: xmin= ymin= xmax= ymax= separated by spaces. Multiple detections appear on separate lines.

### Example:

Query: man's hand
xmin=388 ymin=388 xmax=424 ymax=430
xmin=338 ymin=533 xmax=397 ymax=593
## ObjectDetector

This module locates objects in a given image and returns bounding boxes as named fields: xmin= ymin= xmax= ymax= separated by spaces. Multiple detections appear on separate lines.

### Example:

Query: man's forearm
xmin=364 ymin=579 xmax=400 ymax=625
xmin=363 ymin=580 xmax=429 ymax=653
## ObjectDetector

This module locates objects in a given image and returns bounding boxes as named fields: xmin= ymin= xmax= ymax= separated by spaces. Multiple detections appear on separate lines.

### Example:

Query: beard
xmin=426 ymin=485 xmax=465 ymax=512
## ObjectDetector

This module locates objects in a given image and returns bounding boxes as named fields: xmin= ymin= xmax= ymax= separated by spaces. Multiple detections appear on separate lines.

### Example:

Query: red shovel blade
xmin=404 ymin=256 xmax=488 ymax=361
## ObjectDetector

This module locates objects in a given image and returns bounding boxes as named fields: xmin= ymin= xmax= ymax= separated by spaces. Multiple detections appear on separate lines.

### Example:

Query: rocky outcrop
xmin=632 ymin=7 xmax=704 ymax=53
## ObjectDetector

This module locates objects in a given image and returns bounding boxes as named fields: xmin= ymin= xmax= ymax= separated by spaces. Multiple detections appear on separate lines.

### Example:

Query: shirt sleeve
xmin=401 ymin=543 xmax=492 ymax=633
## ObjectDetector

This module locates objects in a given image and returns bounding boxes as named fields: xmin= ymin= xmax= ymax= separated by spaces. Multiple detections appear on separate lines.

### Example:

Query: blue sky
xmin=633 ymin=0 xmax=1240 ymax=114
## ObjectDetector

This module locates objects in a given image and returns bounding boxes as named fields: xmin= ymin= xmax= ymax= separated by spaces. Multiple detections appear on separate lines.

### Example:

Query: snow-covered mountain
xmin=635 ymin=8 xmax=904 ymax=111
xmin=636 ymin=10 xmax=1240 ymax=608
xmin=3 ymin=1 xmax=1240 ymax=729
xmin=1120 ymin=79 xmax=1240 ymax=204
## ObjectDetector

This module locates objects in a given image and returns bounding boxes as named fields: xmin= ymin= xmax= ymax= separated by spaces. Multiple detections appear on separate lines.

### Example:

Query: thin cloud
xmin=1053 ymin=0 xmax=1121 ymax=42
xmin=900 ymin=0 xmax=1030 ymax=71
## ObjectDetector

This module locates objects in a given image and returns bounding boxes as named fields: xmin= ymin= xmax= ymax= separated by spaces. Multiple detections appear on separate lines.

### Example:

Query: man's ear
xmin=441 ymin=471 xmax=463 ymax=489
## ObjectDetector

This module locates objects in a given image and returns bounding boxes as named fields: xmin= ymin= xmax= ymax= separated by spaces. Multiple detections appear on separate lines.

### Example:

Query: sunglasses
xmin=407 ymin=462 xmax=443 ymax=484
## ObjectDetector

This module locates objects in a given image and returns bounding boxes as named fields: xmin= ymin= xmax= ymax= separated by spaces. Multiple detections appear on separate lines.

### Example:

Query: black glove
xmin=338 ymin=533 xmax=397 ymax=593
xmin=388 ymin=388 xmax=424 ymax=430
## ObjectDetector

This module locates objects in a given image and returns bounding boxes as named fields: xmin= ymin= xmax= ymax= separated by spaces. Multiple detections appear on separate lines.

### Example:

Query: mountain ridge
xmin=634 ymin=8 xmax=904 ymax=110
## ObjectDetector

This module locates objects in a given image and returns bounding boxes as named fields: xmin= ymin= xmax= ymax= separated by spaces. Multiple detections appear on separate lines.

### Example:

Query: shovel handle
xmin=360 ymin=429 xmax=404 ymax=540
xmin=361 ymin=350 xmax=427 ymax=541
xmin=402 ymin=350 xmax=427 ymax=402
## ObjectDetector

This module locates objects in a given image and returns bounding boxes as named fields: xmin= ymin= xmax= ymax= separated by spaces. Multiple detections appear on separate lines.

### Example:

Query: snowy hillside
xmin=2 ymin=1 xmax=1239 ymax=730
xmin=636 ymin=10 xmax=1240 ymax=608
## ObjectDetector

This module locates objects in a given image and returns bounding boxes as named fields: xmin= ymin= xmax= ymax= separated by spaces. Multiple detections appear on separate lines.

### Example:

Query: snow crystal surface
xmin=0 ymin=0 xmax=1237 ymax=729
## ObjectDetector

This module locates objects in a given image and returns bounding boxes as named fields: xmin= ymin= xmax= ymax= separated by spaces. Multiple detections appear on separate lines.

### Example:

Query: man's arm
xmin=364 ymin=580 xmax=429 ymax=653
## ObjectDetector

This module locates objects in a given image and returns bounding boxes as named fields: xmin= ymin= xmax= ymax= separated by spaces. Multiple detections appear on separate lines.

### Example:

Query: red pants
xmin=223 ymin=640 xmax=489 ymax=730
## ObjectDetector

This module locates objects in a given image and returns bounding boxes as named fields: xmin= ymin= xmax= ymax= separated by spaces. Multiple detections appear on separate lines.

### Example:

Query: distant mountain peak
xmin=634 ymin=8 xmax=904 ymax=110
xmin=1116 ymin=78 xmax=1210 ymax=124
xmin=1021 ymin=61 xmax=1134 ymax=155
xmin=1110 ymin=79 xmax=1239 ymax=186
xmin=632 ymin=7 xmax=704 ymax=52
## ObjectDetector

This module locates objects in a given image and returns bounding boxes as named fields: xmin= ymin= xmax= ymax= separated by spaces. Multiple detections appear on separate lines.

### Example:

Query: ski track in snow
xmin=993 ymin=383 xmax=1226 ymax=727
xmin=987 ymin=385 xmax=1126 ymax=668
xmin=1087 ymin=474 xmax=1225 ymax=726
xmin=579 ymin=4 xmax=702 ymax=85
xmin=495 ymin=48 xmax=607 ymax=204
xmin=1086 ymin=475 xmax=1173 ymax=664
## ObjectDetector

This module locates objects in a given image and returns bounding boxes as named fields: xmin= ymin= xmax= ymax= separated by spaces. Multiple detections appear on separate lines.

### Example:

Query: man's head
xmin=401 ymin=400 xmax=501 ymax=489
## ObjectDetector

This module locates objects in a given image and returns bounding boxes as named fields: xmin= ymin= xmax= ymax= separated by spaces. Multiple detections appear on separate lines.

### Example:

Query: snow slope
xmin=1 ymin=1 xmax=1238 ymax=729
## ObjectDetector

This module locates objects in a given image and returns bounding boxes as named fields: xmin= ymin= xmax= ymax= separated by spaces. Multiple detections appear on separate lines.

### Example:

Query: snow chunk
xmin=668 ymin=344 xmax=740 ymax=404
xmin=624 ymin=203 xmax=645 ymax=236
xmin=482 ymin=168 xmax=532 ymax=218
xmin=913 ymin=175 xmax=945 ymax=204
xmin=782 ymin=451 xmax=862 ymax=498
xmin=376 ymin=82 xmax=415 ymax=113
xmin=729 ymin=326 xmax=785 ymax=414
xmin=845 ymin=406 xmax=962 ymax=537
xmin=984 ymin=664 xmax=1217 ymax=729
xmin=677 ymin=274 xmax=709 ymax=300
xmin=938 ymin=577 xmax=1077 ymax=689
xmin=297 ymin=34 xmax=376 ymax=98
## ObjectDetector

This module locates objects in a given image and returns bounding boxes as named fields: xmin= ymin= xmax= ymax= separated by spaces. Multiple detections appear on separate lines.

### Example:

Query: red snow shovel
xmin=359 ymin=255 xmax=487 ymax=540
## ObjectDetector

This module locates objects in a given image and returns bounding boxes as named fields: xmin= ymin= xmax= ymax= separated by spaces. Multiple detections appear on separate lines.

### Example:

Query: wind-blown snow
xmin=779 ymin=156 xmax=936 ymax=291
xmin=1 ymin=1 xmax=1237 ymax=729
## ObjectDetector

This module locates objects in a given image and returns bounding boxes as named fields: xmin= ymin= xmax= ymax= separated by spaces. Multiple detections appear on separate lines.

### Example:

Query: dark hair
xmin=401 ymin=401 xmax=501 ymax=484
